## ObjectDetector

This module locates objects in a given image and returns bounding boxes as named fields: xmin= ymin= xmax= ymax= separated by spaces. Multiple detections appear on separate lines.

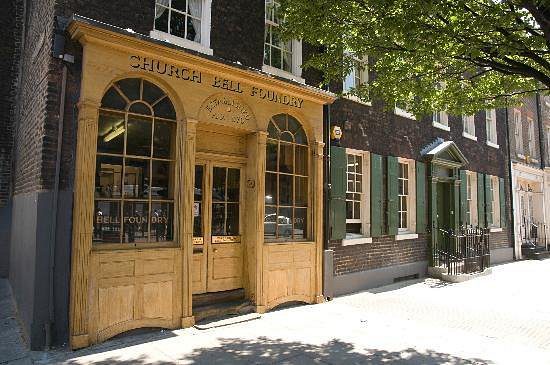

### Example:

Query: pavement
xmin=0 ymin=280 xmax=31 ymax=365
xmin=2 ymin=259 xmax=550 ymax=364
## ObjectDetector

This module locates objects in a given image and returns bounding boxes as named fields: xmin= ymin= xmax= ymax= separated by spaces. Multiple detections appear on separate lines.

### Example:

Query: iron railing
xmin=432 ymin=226 xmax=491 ymax=275
xmin=518 ymin=218 xmax=548 ymax=251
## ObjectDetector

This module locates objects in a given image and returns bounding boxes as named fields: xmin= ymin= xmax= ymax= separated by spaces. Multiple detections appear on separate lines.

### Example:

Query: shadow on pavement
xmin=59 ymin=336 xmax=489 ymax=365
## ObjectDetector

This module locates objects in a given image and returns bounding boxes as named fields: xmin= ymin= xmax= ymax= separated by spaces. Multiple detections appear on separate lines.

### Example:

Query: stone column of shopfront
xmin=313 ymin=140 xmax=325 ymax=304
xmin=254 ymin=131 xmax=268 ymax=313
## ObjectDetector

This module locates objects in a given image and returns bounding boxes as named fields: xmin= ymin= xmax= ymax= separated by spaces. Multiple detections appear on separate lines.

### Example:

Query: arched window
xmin=264 ymin=114 xmax=309 ymax=241
xmin=93 ymin=78 xmax=176 ymax=245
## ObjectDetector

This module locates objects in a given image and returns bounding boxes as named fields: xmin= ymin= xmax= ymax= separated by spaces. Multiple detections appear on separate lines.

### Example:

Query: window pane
xmin=129 ymin=102 xmax=152 ymax=115
xmin=295 ymin=145 xmax=308 ymax=176
xmin=101 ymin=87 xmax=126 ymax=110
xmin=226 ymin=203 xmax=239 ymax=235
xmin=116 ymin=78 xmax=141 ymax=102
xmin=283 ymin=51 xmax=292 ymax=73
xmin=294 ymin=128 xmax=307 ymax=145
xmin=212 ymin=167 xmax=226 ymax=202
xmin=279 ymin=174 xmax=293 ymax=205
xmin=265 ymin=172 xmax=277 ymax=205
xmin=187 ymin=0 xmax=202 ymax=18
xmin=97 ymin=112 xmax=125 ymax=154
xmin=150 ymin=202 xmax=173 ymax=242
xmin=211 ymin=203 xmax=225 ymax=235
xmin=272 ymin=47 xmax=282 ymax=69
xmin=266 ymin=141 xmax=278 ymax=172
xmin=278 ymin=207 xmax=292 ymax=239
xmin=187 ymin=18 xmax=200 ymax=42
xmin=194 ymin=165 xmax=203 ymax=237
xmin=295 ymin=176 xmax=308 ymax=207
xmin=267 ymin=121 xmax=279 ymax=139
xmin=153 ymin=120 xmax=175 ymax=159
xmin=227 ymin=168 xmax=240 ymax=202
xmin=153 ymin=97 xmax=176 ymax=119
xmin=124 ymin=159 xmax=149 ymax=199
xmin=170 ymin=11 xmax=186 ymax=38
xmin=264 ymin=206 xmax=277 ymax=239
xmin=94 ymin=201 xmax=121 ymax=244
xmin=194 ymin=165 xmax=203 ymax=201
xmin=279 ymin=142 xmax=293 ymax=173
xmin=294 ymin=208 xmax=307 ymax=239
xmin=354 ymin=202 xmax=361 ymax=219
xmin=142 ymin=80 xmax=165 ymax=105
xmin=151 ymin=161 xmax=172 ymax=199
xmin=123 ymin=201 xmax=149 ymax=243
xmin=126 ymin=116 xmax=152 ymax=157
xmin=346 ymin=200 xmax=353 ymax=220
xmin=95 ymin=155 xmax=123 ymax=198
xmin=154 ymin=5 xmax=169 ymax=33
xmin=172 ymin=0 xmax=186 ymax=12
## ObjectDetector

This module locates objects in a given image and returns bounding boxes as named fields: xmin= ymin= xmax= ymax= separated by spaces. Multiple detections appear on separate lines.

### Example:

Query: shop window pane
xmin=274 ymin=114 xmax=286 ymax=132
xmin=95 ymin=155 xmax=123 ymax=198
xmin=194 ymin=165 xmax=203 ymax=237
xmin=170 ymin=11 xmax=186 ymax=39
xmin=278 ymin=207 xmax=292 ymax=239
xmin=211 ymin=203 xmax=226 ymax=235
xmin=194 ymin=165 xmax=204 ymax=200
xmin=94 ymin=201 xmax=121 ymax=244
xmin=294 ymin=128 xmax=307 ymax=145
xmin=267 ymin=121 xmax=279 ymax=139
xmin=154 ymin=5 xmax=169 ymax=33
xmin=129 ymin=102 xmax=152 ymax=115
xmin=265 ymin=172 xmax=277 ymax=205
xmin=123 ymin=201 xmax=149 ymax=243
xmin=116 ymin=78 xmax=141 ymax=102
xmin=295 ymin=176 xmax=308 ymax=207
xmin=227 ymin=168 xmax=240 ymax=202
xmin=97 ymin=112 xmax=125 ymax=154
xmin=281 ymin=131 xmax=293 ymax=143
xmin=124 ymin=159 xmax=150 ymax=199
xmin=153 ymin=96 xmax=176 ymax=119
xmin=294 ymin=208 xmax=307 ymax=239
xmin=287 ymin=116 xmax=299 ymax=134
xmin=142 ymin=80 xmax=165 ymax=105
xmin=266 ymin=141 xmax=278 ymax=172
xmin=153 ymin=120 xmax=175 ymax=159
xmin=279 ymin=174 xmax=293 ymax=205
xmin=226 ymin=203 xmax=239 ymax=235
xmin=295 ymin=145 xmax=308 ymax=176
xmin=212 ymin=167 xmax=226 ymax=202
xmin=126 ymin=116 xmax=152 ymax=157
xmin=264 ymin=206 xmax=277 ymax=239
xmin=151 ymin=161 xmax=172 ymax=199
xmin=101 ymin=87 xmax=126 ymax=110
xmin=150 ymin=202 xmax=173 ymax=242
xmin=279 ymin=142 xmax=294 ymax=173
xmin=193 ymin=201 xmax=202 ymax=237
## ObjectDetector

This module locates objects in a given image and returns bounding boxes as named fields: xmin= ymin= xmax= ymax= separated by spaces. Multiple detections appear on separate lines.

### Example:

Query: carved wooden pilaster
xmin=255 ymin=131 xmax=268 ymax=313
xmin=313 ymin=140 xmax=325 ymax=303
xmin=180 ymin=118 xmax=197 ymax=326
xmin=69 ymin=100 xmax=100 ymax=349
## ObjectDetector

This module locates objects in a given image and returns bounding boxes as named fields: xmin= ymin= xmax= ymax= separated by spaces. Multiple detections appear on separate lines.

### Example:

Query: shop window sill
xmin=486 ymin=141 xmax=499 ymax=149
xmin=462 ymin=132 xmax=478 ymax=141
xmin=395 ymin=233 xmax=419 ymax=241
xmin=264 ymin=240 xmax=315 ymax=246
xmin=433 ymin=122 xmax=450 ymax=131
xmin=490 ymin=227 xmax=503 ymax=233
xmin=342 ymin=236 xmax=372 ymax=246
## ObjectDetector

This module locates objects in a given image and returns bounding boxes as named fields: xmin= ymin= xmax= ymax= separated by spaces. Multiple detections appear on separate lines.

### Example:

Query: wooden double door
xmin=192 ymin=160 xmax=244 ymax=294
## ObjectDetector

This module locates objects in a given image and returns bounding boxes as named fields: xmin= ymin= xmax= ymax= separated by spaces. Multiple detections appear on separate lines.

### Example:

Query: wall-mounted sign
xmin=198 ymin=94 xmax=256 ymax=130
xmin=212 ymin=235 xmax=241 ymax=244
xmin=193 ymin=202 xmax=200 ymax=217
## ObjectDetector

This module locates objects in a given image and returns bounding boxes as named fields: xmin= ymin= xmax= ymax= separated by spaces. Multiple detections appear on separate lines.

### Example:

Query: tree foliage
xmin=279 ymin=0 xmax=550 ymax=115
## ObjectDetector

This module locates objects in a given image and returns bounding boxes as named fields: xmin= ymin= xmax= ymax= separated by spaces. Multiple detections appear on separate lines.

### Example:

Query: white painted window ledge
xmin=490 ymin=227 xmax=503 ymax=233
xmin=342 ymin=236 xmax=373 ymax=246
xmin=486 ymin=141 xmax=499 ymax=149
xmin=433 ymin=122 xmax=450 ymax=131
xmin=262 ymin=65 xmax=305 ymax=84
xmin=395 ymin=233 xmax=419 ymax=241
xmin=150 ymin=30 xmax=213 ymax=55
xmin=395 ymin=108 xmax=416 ymax=120
xmin=462 ymin=132 xmax=478 ymax=141
xmin=343 ymin=94 xmax=372 ymax=106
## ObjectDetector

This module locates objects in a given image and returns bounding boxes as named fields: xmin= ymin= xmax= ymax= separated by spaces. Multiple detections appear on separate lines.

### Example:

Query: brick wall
xmin=509 ymin=96 xmax=541 ymax=167
xmin=0 ymin=0 xmax=23 ymax=206
xmin=330 ymin=235 xmax=428 ymax=276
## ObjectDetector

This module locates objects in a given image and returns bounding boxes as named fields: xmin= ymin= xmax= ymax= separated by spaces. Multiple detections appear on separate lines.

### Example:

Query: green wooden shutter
xmin=371 ymin=153 xmax=383 ymax=237
xmin=330 ymin=146 xmax=347 ymax=240
xmin=477 ymin=172 xmax=486 ymax=227
xmin=387 ymin=156 xmax=398 ymax=235
xmin=499 ymin=177 xmax=506 ymax=227
xmin=485 ymin=174 xmax=493 ymax=226
xmin=416 ymin=162 xmax=426 ymax=233
xmin=459 ymin=170 xmax=467 ymax=226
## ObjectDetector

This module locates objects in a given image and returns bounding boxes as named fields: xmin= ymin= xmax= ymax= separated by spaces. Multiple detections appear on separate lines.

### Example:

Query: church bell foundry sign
xmin=129 ymin=55 xmax=305 ymax=118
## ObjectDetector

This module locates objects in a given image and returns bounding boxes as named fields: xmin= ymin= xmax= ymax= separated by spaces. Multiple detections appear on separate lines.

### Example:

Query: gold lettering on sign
xmin=129 ymin=55 xmax=202 ymax=83
xmin=193 ymin=237 xmax=204 ymax=245
xmin=212 ymin=236 xmax=241 ymax=244
xmin=250 ymin=86 xmax=304 ymax=108
xmin=212 ymin=76 xmax=243 ymax=93
xmin=200 ymin=94 xmax=255 ymax=129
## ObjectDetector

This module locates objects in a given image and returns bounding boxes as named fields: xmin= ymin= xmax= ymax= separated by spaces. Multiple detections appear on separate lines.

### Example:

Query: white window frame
xmin=394 ymin=103 xmax=416 ymax=120
xmin=397 ymin=157 xmax=416 ymax=235
xmin=262 ymin=0 xmax=304 ymax=83
xmin=465 ymin=171 xmax=478 ymax=226
xmin=490 ymin=175 xmax=501 ymax=228
xmin=485 ymin=109 xmax=499 ymax=148
xmin=514 ymin=109 xmax=524 ymax=156
xmin=432 ymin=111 xmax=450 ymax=131
xmin=462 ymin=114 xmax=477 ymax=141
xmin=342 ymin=149 xmax=371 ymax=245
xmin=150 ymin=0 xmax=213 ymax=55
xmin=527 ymin=117 xmax=536 ymax=158
xmin=546 ymin=126 xmax=550 ymax=163
xmin=343 ymin=56 xmax=371 ymax=105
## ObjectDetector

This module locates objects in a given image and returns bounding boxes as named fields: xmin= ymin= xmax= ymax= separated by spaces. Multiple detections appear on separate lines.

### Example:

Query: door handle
xmin=213 ymin=249 xmax=219 ymax=253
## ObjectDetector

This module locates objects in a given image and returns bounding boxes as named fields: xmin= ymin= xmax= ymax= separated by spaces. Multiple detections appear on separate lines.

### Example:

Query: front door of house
xmin=436 ymin=181 xmax=452 ymax=231
xmin=192 ymin=161 xmax=243 ymax=294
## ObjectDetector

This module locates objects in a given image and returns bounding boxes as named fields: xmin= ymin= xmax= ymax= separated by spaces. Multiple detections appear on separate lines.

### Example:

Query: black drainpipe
xmin=536 ymin=92 xmax=545 ymax=170
xmin=323 ymin=101 xmax=331 ymax=250
xmin=504 ymin=102 xmax=516 ymax=260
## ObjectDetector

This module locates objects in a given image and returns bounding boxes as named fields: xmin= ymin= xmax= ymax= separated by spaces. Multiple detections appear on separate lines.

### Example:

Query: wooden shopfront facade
xmin=67 ymin=17 xmax=333 ymax=349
